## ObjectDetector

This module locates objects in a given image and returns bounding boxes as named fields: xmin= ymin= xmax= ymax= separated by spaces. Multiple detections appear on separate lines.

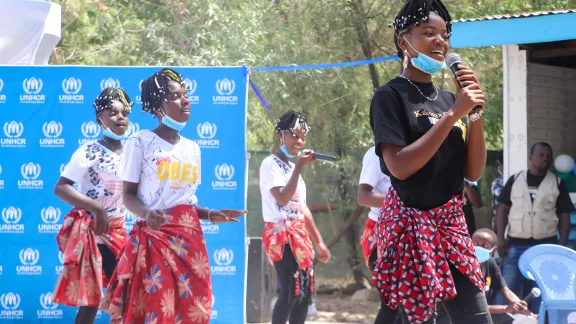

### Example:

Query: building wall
xmin=527 ymin=63 xmax=576 ymax=159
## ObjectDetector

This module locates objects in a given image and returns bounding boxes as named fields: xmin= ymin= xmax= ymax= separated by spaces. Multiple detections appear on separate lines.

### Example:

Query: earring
xmin=403 ymin=51 xmax=409 ymax=70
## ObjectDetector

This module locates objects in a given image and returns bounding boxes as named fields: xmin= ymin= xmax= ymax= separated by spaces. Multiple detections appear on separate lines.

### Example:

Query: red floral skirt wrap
xmin=372 ymin=188 xmax=484 ymax=323
xmin=360 ymin=218 xmax=379 ymax=270
xmin=53 ymin=208 xmax=128 ymax=307
xmin=263 ymin=216 xmax=315 ymax=299
xmin=100 ymin=205 xmax=212 ymax=324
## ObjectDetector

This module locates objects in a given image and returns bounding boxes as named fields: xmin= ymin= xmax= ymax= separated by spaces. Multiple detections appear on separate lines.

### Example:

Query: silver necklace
xmin=399 ymin=75 xmax=439 ymax=102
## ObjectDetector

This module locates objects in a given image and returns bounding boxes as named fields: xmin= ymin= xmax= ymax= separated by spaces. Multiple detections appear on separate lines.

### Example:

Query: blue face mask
xmin=99 ymin=119 xmax=124 ymax=140
xmin=474 ymin=246 xmax=494 ymax=263
xmin=161 ymin=113 xmax=186 ymax=132
xmin=404 ymin=38 xmax=446 ymax=75
xmin=279 ymin=133 xmax=299 ymax=159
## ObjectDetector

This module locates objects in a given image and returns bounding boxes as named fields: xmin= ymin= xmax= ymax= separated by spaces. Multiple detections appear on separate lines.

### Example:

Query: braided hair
xmin=141 ymin=68 xmax=187 ymax=117
xmin=392 ymin=0 xmax=452 ymax=58
xmin=93 ymin=87 xmax=133 ymax=116
xmin=275 ymin=110 xmax=310 ymax=136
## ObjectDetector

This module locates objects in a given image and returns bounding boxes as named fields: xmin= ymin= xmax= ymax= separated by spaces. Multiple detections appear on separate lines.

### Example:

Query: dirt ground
xmin=308 ymin=293 xmax=379 ymax=324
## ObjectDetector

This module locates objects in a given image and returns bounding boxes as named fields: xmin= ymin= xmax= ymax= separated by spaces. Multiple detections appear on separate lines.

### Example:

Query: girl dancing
xmin=100 ymin=68 xmax=246 ymax=324
xmin=53 ymin=88 xmax=133 ymax=324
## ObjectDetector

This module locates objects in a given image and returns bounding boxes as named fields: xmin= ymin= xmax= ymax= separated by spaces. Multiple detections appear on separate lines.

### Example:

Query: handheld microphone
xmin=312 ymin=153 xmax=339 ymax=162
xmin=445 ymin=53 xmax=483 ymax=121
xmin=522 ymin=287 xmax=541 ymax=304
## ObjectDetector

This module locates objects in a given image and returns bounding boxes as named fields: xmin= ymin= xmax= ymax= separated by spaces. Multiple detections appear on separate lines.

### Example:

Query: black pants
xmin=272 ymin=245 xmax=311 ymax=324
xmin=371 ymin=252 xmax=492 ymax=324
xmin=436 ymin=303 xmax=512 ymax=324
xmin=97 ymin=243 xmax=117 ymax=279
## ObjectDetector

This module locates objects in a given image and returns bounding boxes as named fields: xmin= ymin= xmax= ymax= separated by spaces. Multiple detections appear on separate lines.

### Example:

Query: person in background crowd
xmin=463 ymin=180 xmax=483 ymax=235
xmin=369 ymin=0 xmax=491 ymax=321
xmin=260 ymin=110 xmax=330 ymax=324
xmin=357 ymin=146 xmax=402 ymax=324
xmin=496 ymin=142 xmax=574 ymax=313
xmin=100 ymin=68 xmax=246 ymax=324
xmin=52 ymin=88 xmax=133 ymax=324
xmin=436 ymin=229 xmax=537 ymax=324
xmin=491 ymin=150 xmax=505 ymax=232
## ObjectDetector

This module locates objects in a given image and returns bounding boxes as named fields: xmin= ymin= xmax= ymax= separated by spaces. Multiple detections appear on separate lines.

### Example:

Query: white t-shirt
xmin=61 ymin=142 xmax=126 ymax=219
xmin=259 ymin=155 xmax=306 ymax=223
xmin=122 ymin=130 xmax=201 ymax=213
xmin=359 ymin=147 xmax=391 ymax=221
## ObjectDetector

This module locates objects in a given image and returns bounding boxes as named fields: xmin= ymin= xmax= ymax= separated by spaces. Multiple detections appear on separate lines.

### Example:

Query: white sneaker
xmin=307 ymin=302 xmax=317 ymax=317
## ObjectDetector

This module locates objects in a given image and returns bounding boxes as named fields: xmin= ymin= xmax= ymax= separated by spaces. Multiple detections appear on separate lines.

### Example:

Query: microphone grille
xmin=445 ymin=53 xmax=462 ymax=67
xmin=531 ymin=287 xmax=541 ymax=298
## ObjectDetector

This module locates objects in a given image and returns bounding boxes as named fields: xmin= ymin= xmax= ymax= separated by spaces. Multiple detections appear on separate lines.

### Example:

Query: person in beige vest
xmin=495 ymin=142 xmax=573 ymax=314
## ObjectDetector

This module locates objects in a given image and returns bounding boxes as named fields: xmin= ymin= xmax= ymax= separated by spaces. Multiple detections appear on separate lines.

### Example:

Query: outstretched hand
xmin=210 ymin=209 xmax=247 ymax=223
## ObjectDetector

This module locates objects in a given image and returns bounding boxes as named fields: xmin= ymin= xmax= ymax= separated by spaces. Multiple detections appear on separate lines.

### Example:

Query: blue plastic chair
xmin=519 ymin=244 xmax=576 ymax=324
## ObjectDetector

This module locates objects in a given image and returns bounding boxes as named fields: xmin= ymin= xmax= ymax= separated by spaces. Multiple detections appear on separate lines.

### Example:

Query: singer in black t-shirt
xmin=369 ymin=0 xmax=491 ymax=323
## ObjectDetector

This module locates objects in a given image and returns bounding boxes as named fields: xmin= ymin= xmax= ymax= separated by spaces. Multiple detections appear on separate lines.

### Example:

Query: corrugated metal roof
xmin=454 ymin=9 xmax=576 ymax=23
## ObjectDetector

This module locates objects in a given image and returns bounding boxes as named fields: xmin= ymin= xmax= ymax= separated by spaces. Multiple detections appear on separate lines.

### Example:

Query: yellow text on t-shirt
xmin=157 ymin=161 xmax=198 ymax=183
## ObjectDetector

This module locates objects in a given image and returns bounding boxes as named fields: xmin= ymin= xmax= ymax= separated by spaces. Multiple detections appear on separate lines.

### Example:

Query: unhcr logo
xmin=212 ymin=163 xmax=237 ymax=190
xmin=0 ymin=164 xmax=3 ymax=189
xmin=20 ymin=77 xmax=45 ymax=104
xmin=213 ymin=78 xmax=238 ymax=105
xmin=211 ymin=248 xmax=236 ymax=275
xmin=0 ymin=207 xmax=24 ymax=234
xmin=40 ymin=121 xmax=65 ymax=148
xmin=38 ymin=292 xmax=62 ymax=319
xmin=1 ymin=121 xmax=25 ymax=148
xmin=79 ymin=121 xmax=101 ymax=145
xmin=17 ymin=248 xmax=42 ymax=275
xmin=55 ymin=251 xmax=65 ymax=275
xmin=100 ymin=78 xmax=121 ymax=90
xmin=38 ymin=207 xmax=62 ymax=234
xmin=195 ymin=122 xmax=219 ymax=149
xmin=19 ymin=162 xmax=43 ymax=190
xmin=0 ymin=292 xmax=23 ymax=319
xmin=135 ymin=79 xmax=144 ymax=104
xmin=184 ymin=78 xmax=200 ymax=104
xmin=59 ymin=77 xmax=84 ymax=104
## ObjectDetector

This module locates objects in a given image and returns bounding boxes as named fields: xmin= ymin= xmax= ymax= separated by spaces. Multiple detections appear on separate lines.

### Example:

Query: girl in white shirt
xmin=357 ymin=146 xmax=402 ymax=324
xmin=100 ymin=68 xmax=246 ymax=324
xmin=53 ymin=88 xmax=133 ymax=324
xmin=260 ymin=110 xmax=330 ymax=324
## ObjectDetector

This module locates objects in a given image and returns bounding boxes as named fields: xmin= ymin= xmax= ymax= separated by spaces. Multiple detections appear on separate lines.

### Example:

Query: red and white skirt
xmin=53 ymin=208 xmax=128 ymax=307
xmin=372 ymin=188 xmax=484 ymax=323
xmin=360 ymin=218 xmax=379 ymax=270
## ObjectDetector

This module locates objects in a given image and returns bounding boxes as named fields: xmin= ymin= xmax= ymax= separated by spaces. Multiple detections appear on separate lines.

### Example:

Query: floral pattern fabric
xmin=262 ymin=215 xmax=314 ymax=270
xmin=100 ymin=205 xmax=212 ymax=324
xmin=372 ymin=188 xmax=484 ymax=324
xmin=53 ymin=208 xmax=127 ymax=307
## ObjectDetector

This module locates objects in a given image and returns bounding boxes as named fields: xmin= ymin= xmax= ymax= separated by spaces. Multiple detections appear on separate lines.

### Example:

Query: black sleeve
xmin=370 ymin=89 xmax=408 ymax=158
xmin=488 ymin=258 xmax=506 ymax=292
xmin=497 ymin=175 xmax=516 ymax=206
xmin=556 ymin=180 xmax=575 ymax=213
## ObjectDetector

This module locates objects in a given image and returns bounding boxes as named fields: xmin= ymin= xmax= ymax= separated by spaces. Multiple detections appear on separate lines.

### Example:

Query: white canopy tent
xmin=0 ymin=0 xmax=61 ymax=65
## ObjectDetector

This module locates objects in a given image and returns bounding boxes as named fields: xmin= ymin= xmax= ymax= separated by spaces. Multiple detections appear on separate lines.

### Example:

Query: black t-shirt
xmin=463 ymin=183 xmax=481 ymax=235
xmin=370 ymin=77 xmax=468 ymax=210
xmin=482 ymin=257 xmax=506 ymax=305
xmin=498 ymin=170 xmax=574 ymax=244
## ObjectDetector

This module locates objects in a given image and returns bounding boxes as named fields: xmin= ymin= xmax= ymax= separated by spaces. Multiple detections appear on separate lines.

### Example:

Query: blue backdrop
xmin=0 ymin=66 xmax=248 ymax=323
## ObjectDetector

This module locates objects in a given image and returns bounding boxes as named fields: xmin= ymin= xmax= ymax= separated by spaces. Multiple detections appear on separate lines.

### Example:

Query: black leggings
xmin=75 ymin=244 xmax=118 ymax=324
xmin=272 ymin=245 xmax=311 ymax=324
xmin=370 ymin=250 xmax=492 ymax=324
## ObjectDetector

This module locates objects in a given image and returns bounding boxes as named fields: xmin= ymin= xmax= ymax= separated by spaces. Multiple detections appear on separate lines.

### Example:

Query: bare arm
xmin=303 ymin=205 xmax=324 ymax=246
xmin=122 ymin=181 xmax=151 ymax=218
xmin=357 ymin=184 xmax=386 ymax=208
xmin=269 ymin=166 xmax=303 ymax=206
xmin=465 ymin=118 xmax=487 ymax=182
xmin=558 ymin=212 xmax=570 ymax=246
xmin=496 ymin=203 xmax=511 ymax=241
xmin=54 ymin=177 xmax=104 ymax=212
xmin=501 ymin=286 xmax=521 ymax=305
xmin=381 ymin=112 xmax=459 ymax=180
xmin=464 ymin=182 xmax=483 ymax=208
